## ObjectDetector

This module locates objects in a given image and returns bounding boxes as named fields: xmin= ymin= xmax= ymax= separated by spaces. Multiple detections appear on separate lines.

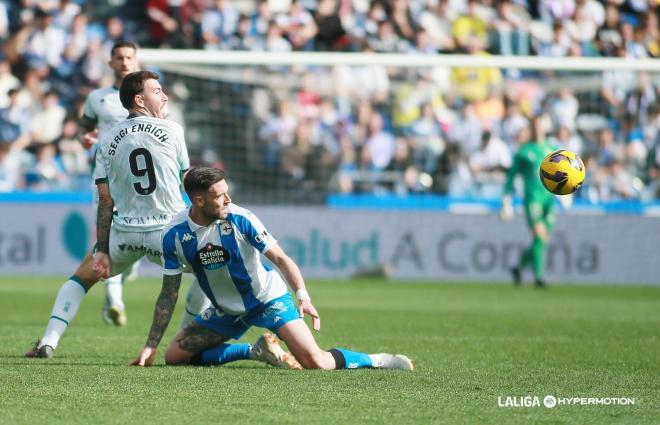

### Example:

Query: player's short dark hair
xmin=110 ymin=41 xmax=138 ymax=56
xmin=184 ymin=167 xmax=226 ymax=197
xmin=119 ymin=70 xmax=160 ymax=109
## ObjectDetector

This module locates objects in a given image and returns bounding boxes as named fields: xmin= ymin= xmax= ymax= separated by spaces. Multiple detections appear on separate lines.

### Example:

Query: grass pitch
xmin=0 ymin=277 xmax=658 ymax=425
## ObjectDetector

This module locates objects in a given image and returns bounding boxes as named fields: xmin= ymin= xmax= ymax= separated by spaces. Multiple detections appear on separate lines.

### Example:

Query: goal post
xmin=139 ymin=49 xmax=660 ymax=206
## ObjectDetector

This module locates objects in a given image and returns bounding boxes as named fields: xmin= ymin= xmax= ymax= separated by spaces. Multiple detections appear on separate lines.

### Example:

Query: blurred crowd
xmin=0 ymin=0 xmax=658 ymax=202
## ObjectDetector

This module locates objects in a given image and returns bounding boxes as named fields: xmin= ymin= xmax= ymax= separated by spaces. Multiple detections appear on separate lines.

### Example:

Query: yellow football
xmin=539 ymin=150 xmax=586 ymax=195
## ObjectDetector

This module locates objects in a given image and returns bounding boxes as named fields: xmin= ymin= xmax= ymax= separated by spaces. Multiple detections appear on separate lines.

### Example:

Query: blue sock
xmin=332 ymin=348 xmax=373 ymax=369
xmin=200 ymin=343 xmax=251 ymax=366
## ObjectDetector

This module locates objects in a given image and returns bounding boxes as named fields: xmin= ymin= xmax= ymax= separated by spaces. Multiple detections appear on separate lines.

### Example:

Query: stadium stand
xmin=0 ymin=0 xmax=658 ymax=206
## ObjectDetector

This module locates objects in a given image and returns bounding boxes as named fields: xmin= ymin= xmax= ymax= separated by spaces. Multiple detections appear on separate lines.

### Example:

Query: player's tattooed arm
xmin=96 ymin=183 xmax=114 ymax=254
xmin=145 ymin=273 xmax=182 ymax=348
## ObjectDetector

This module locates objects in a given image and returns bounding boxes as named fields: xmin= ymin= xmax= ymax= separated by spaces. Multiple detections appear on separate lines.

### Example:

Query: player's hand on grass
xmin=499 ymin=195 xmax=513 ymax=221
xmin=92 ymin=252 xmax=111 ymax=279
xmin=298 ymin=299 xmax=321 ymax=331
xmin=132 ymin=347 xmax=157 ymax=367
xmin=81 ymin=129 xmax=98 ymax=149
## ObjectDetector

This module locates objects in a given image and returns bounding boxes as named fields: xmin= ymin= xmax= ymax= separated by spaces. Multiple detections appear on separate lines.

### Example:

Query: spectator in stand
xmin=179 ymin=0 xmax=211 ymax=49
xmin=26 ymin=142 xmax=68 ymax=190
xmin=314 ymin=0 xmax=348 ymax=51
xmin=638 ymin=12 xmax=659 ymax=57
xmin=264 ymin=19 xmax=293 ymax=53
xmin=147 ymin=0 xmax=181 ymax=48
xmin=596 ymin=3 xmax=623 ymax=56
xmin=228 ymin=14 xmax=263 ymax=51
xmin=620 ymin=21 xmax=646 ymax=58
xmin=602 ymin=159 xmax=640 ymax=200
xmin=451 ymin=102 xmax=483 ymax=156
xmin=102 ymin=16 xmax=135 ymax=54
xmin=390 ymin=0 xmax=421 ymax=50
xmin=452 ymin=0 xmax=489 ymax=51
xmin=590 ymin=127 xmax=620 ymax=168
xmin=418 ymin=0 xmax=456 ymax=53
xmin=0 ymin=88 xmax=31 ymax=151
xmin=259 ymin=99 xmax=298 ymax=169
xmin=0 ymin=140 xmax=24 ymax=191
xmin=0 ymin=2 xmax=9 ymax=41
xmin=410 ymin=102 xmax=446 ymax=175
xmin=201 ymin=0 xmax=239 ymax=50
xmin=52 ymin=0 xmax=82 ymax=30
xmin=362 ymin=111 xmax=395 ymax=173
xmin=0 ymin=59 xmax=20 ymax=108
xmin=451 ymin=36 xmax=502 ymax=103
xmin=30 ymin=89 xmax=66 ymax=147
xmin=601 ymin=45 xmax=636 ymax=121
xmin=494 ymin=0 xmax=531 ymax=56
xmin=539 ymin=0 xmax=575 ymax=25
xmin=56 ymin=116 xmax=88 ymax=180
xmin=645 ymin=134 xmax=660 ymax=199
xmin=279 ymin=0 xmax=318 ymax=51
xmin=550 ymin=125 xmax=584 ymax=155
xmin=248 ymin=0 xmax=274 ymax=41
xmin=549 ymin=87 xmax=578 ymax=131
xmin=498 ymin=97 xmax=528 ymax=148
xmin=468 ymin=130 xmax=512 ymax=197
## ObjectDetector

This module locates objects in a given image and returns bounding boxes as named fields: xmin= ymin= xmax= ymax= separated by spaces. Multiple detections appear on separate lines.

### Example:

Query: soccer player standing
xmin=500 ymin=117 xmax=557 ymax=288
xmin=26 ymin=71 xmax=192 ymax=358
xmin=132 ymin=167 xmax=414 ymax=371
xmin=79 ymin=41 xmax=139 ymax=326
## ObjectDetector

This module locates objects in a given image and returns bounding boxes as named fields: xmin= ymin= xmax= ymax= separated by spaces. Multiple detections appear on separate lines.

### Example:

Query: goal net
xmin=140 ymin=50 xmax=660 ymax=206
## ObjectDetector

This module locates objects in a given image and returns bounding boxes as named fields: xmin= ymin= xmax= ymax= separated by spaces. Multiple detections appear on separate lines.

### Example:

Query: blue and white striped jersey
xmin=162 ymin=204 xmax=288 ymax=315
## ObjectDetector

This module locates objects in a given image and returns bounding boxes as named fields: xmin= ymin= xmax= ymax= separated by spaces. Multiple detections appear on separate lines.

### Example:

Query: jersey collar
xmin=187 ymin=208 xmax=220 ymax=232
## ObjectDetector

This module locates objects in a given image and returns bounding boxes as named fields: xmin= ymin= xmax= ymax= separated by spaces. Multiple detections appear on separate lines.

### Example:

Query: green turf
xmin=0 ymin=277 xmax=658 ymax=425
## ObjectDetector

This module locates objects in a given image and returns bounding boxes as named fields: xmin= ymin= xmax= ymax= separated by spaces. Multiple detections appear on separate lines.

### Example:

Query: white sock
xmin=104 ymin=274 xmax=124 ymax=309
xmin=41 ymin=279 xmax=87 ymax=349
xmin=179 ymin=279 xmax=212 ymax=330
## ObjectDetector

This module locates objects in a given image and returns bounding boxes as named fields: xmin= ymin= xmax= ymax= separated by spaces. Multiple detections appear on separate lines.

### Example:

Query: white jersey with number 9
xmin=94 ymin=115 xmax=189 ymax=232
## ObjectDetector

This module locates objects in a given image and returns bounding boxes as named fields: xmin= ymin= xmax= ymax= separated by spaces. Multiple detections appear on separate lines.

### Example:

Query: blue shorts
xmin=194 ymin=293 xmax=300 ymax=340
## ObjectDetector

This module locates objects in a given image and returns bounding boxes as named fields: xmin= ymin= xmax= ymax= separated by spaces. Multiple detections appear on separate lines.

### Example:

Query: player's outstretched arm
xmin=265 ymin=244 xmax=321 ymax=331
xmin=132 ymin=273 xmax=183 ymax=366
xmin=92 ymin=183 xmax=114 ymax=279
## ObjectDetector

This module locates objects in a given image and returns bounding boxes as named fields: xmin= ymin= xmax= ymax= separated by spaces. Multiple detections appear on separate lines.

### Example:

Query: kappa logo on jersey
xmin=219 ymin=220 xmax=233 ymax=235
xmin=197 ymin=243 xmax=230 ymax=270
xmin=255 ymin=230 xmax=269 ymax=244
xmin=181 ymin=232 xmax=193 ymax=242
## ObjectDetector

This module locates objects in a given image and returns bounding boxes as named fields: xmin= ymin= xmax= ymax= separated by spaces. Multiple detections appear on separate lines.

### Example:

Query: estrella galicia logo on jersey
xmin=219 ymin=220 xmax=233 ymax=235
xmin=197 ymin=243 xmax=230 ymax=270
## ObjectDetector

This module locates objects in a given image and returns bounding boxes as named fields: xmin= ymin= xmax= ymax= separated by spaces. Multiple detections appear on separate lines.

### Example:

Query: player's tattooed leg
xmin=176 ymin=322 xmax=226 ymax=353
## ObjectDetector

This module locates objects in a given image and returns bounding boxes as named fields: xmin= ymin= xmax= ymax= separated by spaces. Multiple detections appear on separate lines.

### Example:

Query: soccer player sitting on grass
xmin=132 ymin=167 xmax=414 ymax=371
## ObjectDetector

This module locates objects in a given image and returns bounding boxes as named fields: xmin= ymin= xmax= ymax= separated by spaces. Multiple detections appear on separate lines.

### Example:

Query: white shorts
xmin=108 ymin=226 xmax=162 ymax=277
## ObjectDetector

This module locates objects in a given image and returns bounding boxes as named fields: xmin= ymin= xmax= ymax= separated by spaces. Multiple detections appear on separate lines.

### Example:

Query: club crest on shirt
xmin=197 ymin=243 xmax=230 ymax=270
xmin=219 ymin=219 xmax=233 ymax=235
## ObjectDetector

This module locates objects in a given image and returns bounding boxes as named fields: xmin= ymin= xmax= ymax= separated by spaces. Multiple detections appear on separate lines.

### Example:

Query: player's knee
xmin=164 ymin=348 xmax=191 ymax=366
